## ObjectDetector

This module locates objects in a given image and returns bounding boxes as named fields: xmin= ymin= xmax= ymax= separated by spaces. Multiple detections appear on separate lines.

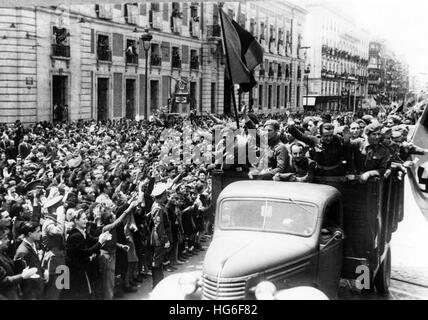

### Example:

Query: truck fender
xmin=150 ymin=271 xmax=203 ymax=300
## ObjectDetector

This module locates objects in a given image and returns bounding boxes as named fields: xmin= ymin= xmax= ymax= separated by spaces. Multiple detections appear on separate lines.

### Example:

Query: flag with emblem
xmin=220 ymin=8 xmax=264 ymax=92
xmin=409 ymin=101 xmax=428 ymax=221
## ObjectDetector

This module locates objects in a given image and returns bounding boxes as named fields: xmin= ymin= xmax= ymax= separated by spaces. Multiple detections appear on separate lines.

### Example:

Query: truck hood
xmin=203 ymin=232 xmax=315 ymax=278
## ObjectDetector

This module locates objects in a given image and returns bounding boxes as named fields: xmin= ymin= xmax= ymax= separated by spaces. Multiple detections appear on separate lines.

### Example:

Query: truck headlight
xmin=255 ymin=281 xmax=277 ymax=300
xmin=178 ymin=274 xmax=199 ymax=295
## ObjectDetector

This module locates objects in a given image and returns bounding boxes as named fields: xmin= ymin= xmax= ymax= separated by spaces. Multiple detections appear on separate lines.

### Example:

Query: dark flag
xmin=220 ymin=9 xmax=264 ymax=93
xmin=409 ymin=102 xmax=428 ymax=222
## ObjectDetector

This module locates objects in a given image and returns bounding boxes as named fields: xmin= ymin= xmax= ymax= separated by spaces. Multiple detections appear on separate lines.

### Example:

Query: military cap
xmin=365 ymin=122 xmax=383 ymax=135
xmin=381 ymin=127 xmax=392 ymax=136
xmin=362 ymin=115 xmax=374 ymax=125
xmin=151 ymin=183 xmax=167 ymax=198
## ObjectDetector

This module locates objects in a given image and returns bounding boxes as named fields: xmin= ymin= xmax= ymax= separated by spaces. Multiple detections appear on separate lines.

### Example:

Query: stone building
xmin=303 ymin=1 xmax=369 ymax=112
xmin=0 ymin=1 xmax=306 ymax=123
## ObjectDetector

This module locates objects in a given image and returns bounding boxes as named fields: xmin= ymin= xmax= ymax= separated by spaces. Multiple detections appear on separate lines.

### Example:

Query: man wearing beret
xmin=349 ymin=123 xmax=391 ymax=183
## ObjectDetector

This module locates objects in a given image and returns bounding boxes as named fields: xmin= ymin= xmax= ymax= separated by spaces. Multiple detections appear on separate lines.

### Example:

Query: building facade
xmin=0 ymin=1 xmax=307 ymax=124
xmin=368 ymin=40 xmax=409 ymax=103
xmin=303 ymin=1 xmax=369 ymax=112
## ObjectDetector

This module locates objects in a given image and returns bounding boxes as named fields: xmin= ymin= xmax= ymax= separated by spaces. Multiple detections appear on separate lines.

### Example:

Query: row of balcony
xmin=322 ymin=45 xmax=368 ymax=65
xmin=259 ymin=68 xmax=292 ymax=79
xmin=321 ymin=69 xmax=368 ymax=82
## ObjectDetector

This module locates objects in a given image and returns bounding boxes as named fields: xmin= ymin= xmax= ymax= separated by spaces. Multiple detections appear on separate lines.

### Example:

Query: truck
xmin=150 ymin=169 xmax=404 ymax=300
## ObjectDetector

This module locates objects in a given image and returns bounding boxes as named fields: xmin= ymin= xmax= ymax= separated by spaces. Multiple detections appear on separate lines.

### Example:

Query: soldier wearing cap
xmin=41 ymin=195 xmax=66 ymax=299
xmin=149 ymin=183 xmax=171 ymax=288
xmin=350 ymin=123 xmax=391 ymax=182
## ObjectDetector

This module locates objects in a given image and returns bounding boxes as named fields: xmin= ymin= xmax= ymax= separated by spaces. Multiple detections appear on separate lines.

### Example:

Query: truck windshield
xmin=219 ymin=199 xmax=317 ymax=236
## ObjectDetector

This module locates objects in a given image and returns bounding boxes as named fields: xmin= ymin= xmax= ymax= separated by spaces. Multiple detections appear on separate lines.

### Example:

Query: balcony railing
xmin=126 ymin=53 xmax=138 ymax=65
xmin=172 ymin=57 xmax=182 ymax=69
xmin=52 ymin=44 xmax=70 ymax=58
xmin=97 ymin=48 xmax=112 ymax=62
xmin=150 ymin=54 xmax=161 ymax=66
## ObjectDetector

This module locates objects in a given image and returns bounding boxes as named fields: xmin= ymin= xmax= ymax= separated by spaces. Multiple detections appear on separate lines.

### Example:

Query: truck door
xmin=317 ymin=200 xmax=343 ymax=299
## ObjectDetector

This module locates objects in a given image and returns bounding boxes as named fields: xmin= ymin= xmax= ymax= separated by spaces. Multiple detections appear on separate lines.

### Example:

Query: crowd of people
xmin=0 ymin=99 xmax=427 ymax=300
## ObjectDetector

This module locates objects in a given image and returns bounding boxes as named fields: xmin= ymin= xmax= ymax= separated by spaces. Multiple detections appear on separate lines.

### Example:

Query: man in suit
xmin=65 ymin=211 xmax=110 ymax=300
xmin=14 ymin=221 xmax=46 ymax=300
xmin=18 ymin=135 xmax=31 ymax=159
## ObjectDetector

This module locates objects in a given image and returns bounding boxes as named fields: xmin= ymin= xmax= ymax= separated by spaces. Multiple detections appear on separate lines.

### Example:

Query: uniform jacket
xmin=150 ymin=202 xmax=169 ymax=247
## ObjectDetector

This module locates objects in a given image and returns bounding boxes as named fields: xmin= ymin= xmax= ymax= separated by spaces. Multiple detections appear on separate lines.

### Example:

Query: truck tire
xmin=374 ymin=246 xmax=391 ymax=295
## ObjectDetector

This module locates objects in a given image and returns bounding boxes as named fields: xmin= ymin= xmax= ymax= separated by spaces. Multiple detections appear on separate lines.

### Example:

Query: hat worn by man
xmin=365 ymin=123 xmax=383 ymax=135
xmin=44 ymin=195 xmax=63 ymax=210
xmin=151 ymin=183 xmax=167 ymax=198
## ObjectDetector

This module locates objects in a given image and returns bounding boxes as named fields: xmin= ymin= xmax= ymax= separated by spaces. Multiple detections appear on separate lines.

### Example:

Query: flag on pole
xmin=220 ymin=8 xmax=264 ymax=92
xmin=409 ymin=102 xmax=428 ymax=222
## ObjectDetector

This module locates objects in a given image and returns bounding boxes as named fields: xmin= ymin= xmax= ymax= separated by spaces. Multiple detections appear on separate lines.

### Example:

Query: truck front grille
xmin=202 ymin=273 xmax=247 ymax=300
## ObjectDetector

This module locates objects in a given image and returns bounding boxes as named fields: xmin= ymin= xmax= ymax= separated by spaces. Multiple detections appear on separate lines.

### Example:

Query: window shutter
xmin=162 ymin=76 xmax=170 ymax=107
xmin=90 ymin=29 xmax=95 ymax=54
xmin=182 ymin=3 xmax=188 ymax=26
xmin=140 ymin=3 xmax=146 ymax=15
xmin=161 ymin=41 xmax=170 ymax=62
xmin=163 ymin=3 xmax=169 ymax=21
xmin=182 ymin=45 xmax=189 ymax=64
xmin=113 ymin=33 xmax=123 ymax=57
xmin=113 ymin=73 xmax=123 ymax=118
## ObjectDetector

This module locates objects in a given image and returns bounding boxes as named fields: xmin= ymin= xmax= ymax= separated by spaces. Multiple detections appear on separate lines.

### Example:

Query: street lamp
xmin=141 ymin=28 xmax=152 ymax=120
xmin=304 ymin=64 xmax=311 ymax=110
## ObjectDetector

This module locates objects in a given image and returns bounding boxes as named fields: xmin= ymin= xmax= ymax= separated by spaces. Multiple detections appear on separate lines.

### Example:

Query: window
xmin=52 ymin=26 xmax=70 ymax=58
xmin=276 ymin=85 xmax=281 ymax=108
xmin=125 ymin=3 xmax=139 ymax=24
xmin=125 ymin=39 xmax=138 ymax=64
xmin=190 ymin=49 xmax=199 ymax=69
xmin=211 ymin=83 xmax=216 ymax=113
xmin=268 ymin=85 xmax=272 ymax=109
xmin=258 ymin=84 xmax=263 ymax=108
xmin=97 ymin=34 xmax=111 ymax=62
xmin=296 ymin=86 xmax=300 ymax=108
xmin=284 ymin=85 xmax=288 ymax=107
xmin=172 ymin=46 xmax=181 ymax=68
xmin=95 ymin=4 xmax=113 ymax=20
xmin=190 ymin=4 xmax=200 ymax=37
xmin=150 ymin=43 xmax=161 ymax=66
xmin=171 ymin=2 xmax=182 ymax=34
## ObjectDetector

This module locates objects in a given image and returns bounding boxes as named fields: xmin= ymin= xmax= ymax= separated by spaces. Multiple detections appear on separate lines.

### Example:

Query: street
xmin=120 ymin=176 xmax=428 ymax=300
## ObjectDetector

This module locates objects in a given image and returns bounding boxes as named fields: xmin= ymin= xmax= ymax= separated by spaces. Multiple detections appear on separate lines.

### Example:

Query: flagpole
xmin=219 ymin=3 xmax=240 ymax=130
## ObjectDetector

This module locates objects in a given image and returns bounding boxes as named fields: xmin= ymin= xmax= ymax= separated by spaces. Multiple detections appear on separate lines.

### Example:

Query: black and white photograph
xmin=0 ymin=0 xmax=428 ymax=304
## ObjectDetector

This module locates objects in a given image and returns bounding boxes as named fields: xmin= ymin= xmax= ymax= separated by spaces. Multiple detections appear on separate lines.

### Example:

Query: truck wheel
xmin=374 ymin=247 xmax=391 ymax=295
